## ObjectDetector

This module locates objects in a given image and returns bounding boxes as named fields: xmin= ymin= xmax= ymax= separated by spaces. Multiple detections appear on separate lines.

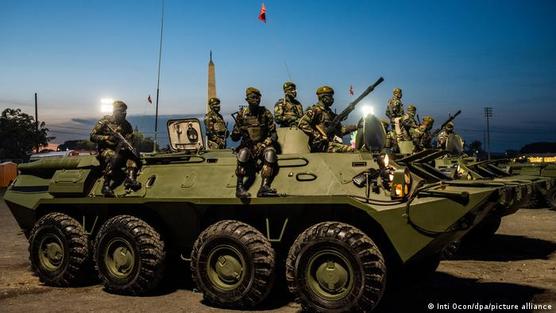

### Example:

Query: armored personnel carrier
xmin=5 ymin=115 xmax=525 ymax=313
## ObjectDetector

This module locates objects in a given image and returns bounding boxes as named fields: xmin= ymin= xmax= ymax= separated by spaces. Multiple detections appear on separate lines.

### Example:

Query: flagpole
xmin=153 ymin=0 xmax=165 ymax=152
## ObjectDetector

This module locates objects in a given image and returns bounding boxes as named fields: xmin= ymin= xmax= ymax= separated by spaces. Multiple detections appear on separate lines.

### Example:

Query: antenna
xmin=153 ymin=0 xmax=165 ymax=152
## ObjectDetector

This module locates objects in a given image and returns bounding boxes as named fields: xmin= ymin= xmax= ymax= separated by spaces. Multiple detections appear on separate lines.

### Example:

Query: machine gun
xmin=431 ymin=110 xmax=461 ymax=138
xmin=319 ymin=77 xmax=384 ymax=139
xmin=105 ymin=124 xmax=141 ymax=161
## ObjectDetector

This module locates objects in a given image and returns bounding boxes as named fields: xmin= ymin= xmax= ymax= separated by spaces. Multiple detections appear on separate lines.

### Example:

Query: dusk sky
xmin=1 ymin=0 xmax=555 ymax=151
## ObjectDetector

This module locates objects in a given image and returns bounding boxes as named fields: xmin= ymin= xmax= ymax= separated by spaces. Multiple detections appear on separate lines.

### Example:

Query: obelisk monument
xmin=207 ymin=50 xmax=216 ymax=113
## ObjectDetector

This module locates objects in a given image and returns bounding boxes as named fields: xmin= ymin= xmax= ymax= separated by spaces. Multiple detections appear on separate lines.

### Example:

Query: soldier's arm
xmin=230 ymin=112 xmax=242 ymax=142
xmin=274 ymin=100 xmax=286 ymax=124
xmin=295 ymin=103 xmax=304 ymax=118
xmin=298 ymin=108 xmax=321 ymax=138
xmin=90 ymin=119 xmax=109 ymax=143
xmin=122 ymin=121 xmax=134 ymax=141
xmin=263 ymin=110 xmax=277 ymax=145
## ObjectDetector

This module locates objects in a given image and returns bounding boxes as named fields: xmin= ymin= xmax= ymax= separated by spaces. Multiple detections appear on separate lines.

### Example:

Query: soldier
xmin=204 ymin=97 xmax=229 ymax=149
xmin=274 ymin=81 xmax=304 ymax=127
xmin=90 ymin=100 xmax=141 ymax=197
xmin=386 ymin=87 xmax=404 ymax=126
xmin=436 ymin=121 xmax=455 ymax=150
xmin=412 ymin=115 xmax=434 ymax=151
xmin=399 ymin=104 xmax=419 ymax=141
xmin=298 ymin=86 xmax=357 ymax=152
xmin=231 ymin=87 xmax=278 ymax=198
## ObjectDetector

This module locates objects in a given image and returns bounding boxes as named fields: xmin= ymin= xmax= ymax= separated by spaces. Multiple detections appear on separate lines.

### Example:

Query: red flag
xmin=258 ymin=3 xmax=266 ymax=23
xmin=147 ymin=95 xmax=152 ymax=104
xmin=349 ymin=85 xmax=354 ymax=96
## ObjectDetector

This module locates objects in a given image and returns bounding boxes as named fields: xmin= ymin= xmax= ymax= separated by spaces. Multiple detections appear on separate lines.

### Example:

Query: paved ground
xmin=1 ymin=188 xmax=555 ymax=312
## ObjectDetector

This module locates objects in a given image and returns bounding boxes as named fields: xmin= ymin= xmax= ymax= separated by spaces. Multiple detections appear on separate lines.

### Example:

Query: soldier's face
xmin=321 ymin=94 xmax=334 ymax=107
xmin=211 ymin=104 xmax=221 ymax=113
xmin=394 ymin=90 xmax=402 ymax=99
xmin=113 ymin=109 xmax=126 ymax=122
xmin=286 ymin=88 xmax=297 ymax=99
xmin=246 ymin=94 xmax=261 ymax=106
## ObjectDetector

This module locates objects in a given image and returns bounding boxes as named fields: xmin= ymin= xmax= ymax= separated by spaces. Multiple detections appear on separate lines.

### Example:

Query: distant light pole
xmin=153 ymin=0 xmax=165 ymax=153
xmin=484 ymin=107 xmax=493 ymax=160
xmin=35 ymin=93 xmax=39 ymax=153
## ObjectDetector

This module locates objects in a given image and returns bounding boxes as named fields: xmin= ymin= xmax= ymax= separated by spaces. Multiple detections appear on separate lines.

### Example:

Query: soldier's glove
xmin=255 ymin=142 xmax=266 ymax=155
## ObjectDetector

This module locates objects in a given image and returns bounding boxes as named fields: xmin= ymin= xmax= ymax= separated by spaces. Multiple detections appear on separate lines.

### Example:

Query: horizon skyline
xmin=2 ymin=0 xmax=555 ymax=151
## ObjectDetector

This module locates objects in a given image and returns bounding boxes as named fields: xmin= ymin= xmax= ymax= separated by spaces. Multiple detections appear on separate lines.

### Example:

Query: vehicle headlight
xmin=391 ymin=167 xmax=412 ymax=199
xmin=382 ymin=154 xmax=390 ymax=168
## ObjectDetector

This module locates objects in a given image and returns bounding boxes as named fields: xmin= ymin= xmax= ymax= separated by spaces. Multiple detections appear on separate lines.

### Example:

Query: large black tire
xmin=190 ymin=220 xmax=275 ymax=308
xmin=545 ymin=187 xmax=556 ymax=210
xmin=28 ymin=212 xmax=90 ymax=286
xmin=286 ymin=222 xmax=386 ymax=313
xmin=527 ymin=192 xmax=546 ymax=209
xmin=464 ymin=216 xmax=502 ymax=243
xmin=94 ymin=215 xmax=166 ymax=295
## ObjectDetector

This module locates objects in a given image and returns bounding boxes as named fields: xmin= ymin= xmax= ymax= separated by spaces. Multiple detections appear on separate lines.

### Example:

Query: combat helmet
xmin=316 ymin=86 xmax=334 ymax=95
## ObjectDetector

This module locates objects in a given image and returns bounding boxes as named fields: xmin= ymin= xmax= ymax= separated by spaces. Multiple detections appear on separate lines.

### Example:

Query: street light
xmin=100 ymin=98 xmax=114 ymax=113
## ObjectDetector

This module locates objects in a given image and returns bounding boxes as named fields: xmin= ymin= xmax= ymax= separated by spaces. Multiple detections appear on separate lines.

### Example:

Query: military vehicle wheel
xmin=28 ymin=212 xmax=90 ymax=286
xmin=286 ymin=222 xmax=386 ymax=313
xmin=190 ymin=220 xmax=275 ymax=308
xmin=94 ymin=215 xmax=166 ymax=295
xmin=528 ymin=192 xmax=545 ymax=208
xmin=545 ymin=187 xmax=556 ymax=210
xmin=464 ymin=216 xmax=501 ymax=242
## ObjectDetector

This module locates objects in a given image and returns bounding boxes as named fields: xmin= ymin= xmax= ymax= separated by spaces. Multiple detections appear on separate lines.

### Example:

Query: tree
xmin=0 ymin=108 xmax=51 ymax=160
xmin=130 ymin=129 xmax=158 ymax=152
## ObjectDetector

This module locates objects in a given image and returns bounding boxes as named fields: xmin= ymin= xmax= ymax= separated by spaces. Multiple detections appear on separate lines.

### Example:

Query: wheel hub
xmin=315 ymin=260 xmax=349 ymax=293
xmin=306 ymin=249 xmax=354 ymax=301
xmin=104 ymin=238 xmax=135 ymax=278
xmin=207 ymin=245 xmax=245 ymax=291
xmin=39 ymin=236 xmax=64 ymax=271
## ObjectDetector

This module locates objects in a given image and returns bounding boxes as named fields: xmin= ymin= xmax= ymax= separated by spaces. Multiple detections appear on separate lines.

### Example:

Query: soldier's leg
xmin=257 ymin=147 xmax=278 ymax=197
xmin=326 ymin=142 xmax=355 ymax=153
xmin=235 ymin=147 xmax=252 ymax=198
xmin=100 ymin=149 xmax=117 ymax=197
xmin=124 ymin=159 xmax=142 ymax=191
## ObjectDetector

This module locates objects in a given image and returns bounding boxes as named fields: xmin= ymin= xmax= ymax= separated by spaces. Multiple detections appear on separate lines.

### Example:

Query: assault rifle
xmin=105 ymin=124 xmax=140 ymax=160
xmin=431 ymin=110 xmax=461 ymax=138
xmin=321 ymin=77 xmax=384 ymax=139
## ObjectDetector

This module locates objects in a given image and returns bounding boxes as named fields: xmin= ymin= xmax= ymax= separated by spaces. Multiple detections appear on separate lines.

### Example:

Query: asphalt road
xmin=1 ymin=188 xmax=555 ymax=313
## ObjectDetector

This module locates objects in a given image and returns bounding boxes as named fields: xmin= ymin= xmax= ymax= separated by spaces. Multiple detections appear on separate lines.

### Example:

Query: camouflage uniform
xmin=204 ymin=97 xmax=228 ymax=149
xmin=386 ymin=88 xmax=404 ymax=127
xmin=436 ymin=122 xmax=454 ymax=150
xmin=298 ymin=86 xmax=357 ymax=153
xmin=90 ymin=100 xmax=141 ymax=197
xmin=412 ymin=115 xmax=434 ymax=151
xmin=231 ymin=87 xmax=278 ymax=198
xmin=399 ymin=104 xmax=419 ymax=141
xmin=274 ymin=81 xmax=304 ymax=127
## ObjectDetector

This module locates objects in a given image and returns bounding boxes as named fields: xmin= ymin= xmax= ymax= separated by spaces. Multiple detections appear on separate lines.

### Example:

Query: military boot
xmin=124 ymin=169 xmax=142 ymax=191
xmin=257 ymin=177 xmax=278 ymax=197
xmin=236 ymin=176 xmax=251 ymax=198
xmin=101 ymin=179 xmax=115 ymax=197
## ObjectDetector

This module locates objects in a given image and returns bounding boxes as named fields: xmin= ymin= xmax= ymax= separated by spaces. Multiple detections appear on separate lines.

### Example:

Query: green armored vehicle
xmin=4 ymin=109 xmax=524 ymax=312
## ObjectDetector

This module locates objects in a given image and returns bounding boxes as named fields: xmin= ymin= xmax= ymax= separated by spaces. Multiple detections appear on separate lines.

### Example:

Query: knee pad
xmin=237 ymin=147 xmax=251 ymax=163
xmin=263 ymin=147 xmax=277 ymax=163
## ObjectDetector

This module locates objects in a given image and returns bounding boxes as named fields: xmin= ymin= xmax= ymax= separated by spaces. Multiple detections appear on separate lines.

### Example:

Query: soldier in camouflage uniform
xmin=386 ymin=87 xmax=404 ymax=126
xmin=436 ymin=121 xmax=455 ymax=150
xmin=90 ymin=100 xmax=141 ymax=197
xmin=274 ymin=81 xmax=304 ymax=127
xmin=411 ymin=115 xmax=434 ymax=151
xmin=298 ymin=86 xmax=357 ymax=153
xmin=231 ymin=87 xmax=278 ymax=198
xmin=399 ymin=104 xmax=419 ymax=141
xmin=204 ymin=97 xmax=229 ymax=149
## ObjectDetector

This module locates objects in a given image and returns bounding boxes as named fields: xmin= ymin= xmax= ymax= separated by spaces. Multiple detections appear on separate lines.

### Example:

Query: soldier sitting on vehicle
xmin=399 ymin=104 xmax=419 ymax=141
xmin=274 ymin=81 xmax=304 ymax=127
xmin=411 ymin=115 xmax=434 ymax=151
xmin=90 ymin=100 xmax=141 ymax=197
xmin=231 ymin=87 xmax=279 ymax=198
xmin=436 ymin=121 xmax=455 ymax=150
xmin=298 ymin=86 xmax=357 ymax=152
xmin=204 ymin=97 xmax=229 ymax=149
xmin=386 ymin=87 xmax=404 ymax=129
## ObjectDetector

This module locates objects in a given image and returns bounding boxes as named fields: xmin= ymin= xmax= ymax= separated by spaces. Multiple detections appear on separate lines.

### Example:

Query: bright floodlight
xmin=361 ymin=105 xmax=374 ymax=117
xmin=100 ymin=98 xmax=114 ymax=113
